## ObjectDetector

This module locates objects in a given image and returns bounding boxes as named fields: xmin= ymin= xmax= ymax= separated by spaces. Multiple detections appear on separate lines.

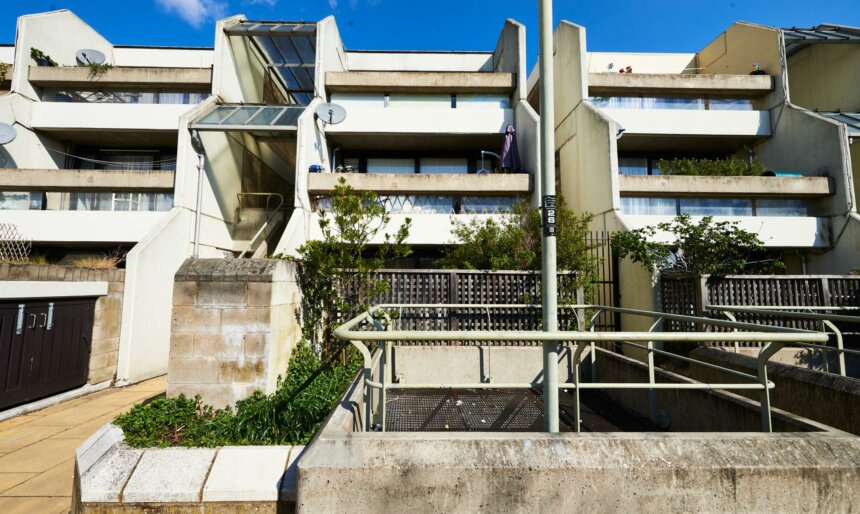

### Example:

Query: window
xmin=457 ymin=94 xmax=511 ymax=109
xmin=330 ymin=93 xmax=386 ymax=108
xmin=420 ymin=158 xmax=467 ymax=174
xmin=591 ymin=95 xmax=754 ymax=111
xmin=68 ymin=192 xmax=173 ymax=212
xmin=67 ymin=149 xmax=176 ymax=172
xmin=756 ymin=199 xmax=808 ymax=216
xmin=679 ymin=198 xmax=753 ymax=216
xmin=621 ymin=197 xmax=678 ymax=215
xmin=0 ymin=192 xmax=43 ymax=210
xmin=367 ymin=158 xmax=414 ymax=174
xmin=389 ymin=93 xmax=451 ymax=109
xmin=619 ymin=157 xmax=649 ymax=176
xmin=45 ymin=89 xmax=207 ymax=104
xmin=460 ymin=196 xmax=518 ymax=214
xmin=709 ymin=98 xmax=754 ymax=111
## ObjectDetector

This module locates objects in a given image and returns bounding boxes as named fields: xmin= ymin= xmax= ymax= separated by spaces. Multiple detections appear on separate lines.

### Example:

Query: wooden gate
xmin=0 ymin=298 xmax=95 ymax=410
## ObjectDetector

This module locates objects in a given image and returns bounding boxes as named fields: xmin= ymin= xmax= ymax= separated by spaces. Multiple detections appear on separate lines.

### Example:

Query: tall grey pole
xmin=193 ymin=152 xmax=205 ymax=258
xmin=539 ymin=0 xmax=559 ymax=432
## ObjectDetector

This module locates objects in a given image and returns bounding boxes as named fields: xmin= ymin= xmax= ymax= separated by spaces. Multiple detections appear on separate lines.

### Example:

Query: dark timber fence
xmin=660 ymin=274 xmax=860 ymax=332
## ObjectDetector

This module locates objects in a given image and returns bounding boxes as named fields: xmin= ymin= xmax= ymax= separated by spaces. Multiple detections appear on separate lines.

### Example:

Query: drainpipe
xmin=539 ymin=0 xmax=559 ymax=433
xmin=801 ymin=253 xmax=809 ymax=275
xmin=190 ymin=130 xmax=206 ymax=258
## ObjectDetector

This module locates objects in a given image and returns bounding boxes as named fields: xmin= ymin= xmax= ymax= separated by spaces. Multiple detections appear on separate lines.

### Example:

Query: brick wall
xmin=167 ymin=259 xmax=302 ymax=409
xmin=0 ymin=263 xmax=125 ymax=385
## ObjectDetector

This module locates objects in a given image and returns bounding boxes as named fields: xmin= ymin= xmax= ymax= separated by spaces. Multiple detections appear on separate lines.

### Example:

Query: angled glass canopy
xmin=191 ymin=105 xmax=307 ymax=132
xmin=225 ymin=21 xmax=317 ymax=105
xmin=783 ymin=24 xmax=860 ymax=57
xmin=818 ymin=111 xmax=860 ymax=137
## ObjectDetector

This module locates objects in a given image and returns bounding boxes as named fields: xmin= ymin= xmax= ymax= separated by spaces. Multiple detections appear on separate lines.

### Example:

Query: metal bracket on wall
xmin=46 ymin=303 xmax=54 ymax=331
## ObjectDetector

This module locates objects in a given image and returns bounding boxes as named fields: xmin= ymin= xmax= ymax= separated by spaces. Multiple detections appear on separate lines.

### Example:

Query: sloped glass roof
xmin=225 ymin=21 xmax=317 ymax=105
xmin=191 ymin=105 xmax=306 ymax=132
xmin=818 ymin=111 xmax=860 ymax=137
xmin=782 ymin=24 xmax=860 ymax=57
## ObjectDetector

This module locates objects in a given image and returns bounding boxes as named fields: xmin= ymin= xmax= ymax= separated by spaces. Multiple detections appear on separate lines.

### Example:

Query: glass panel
xmin=420 ymin=158 xmax=467 ymax=174
xmin=292 ymin=92 xmax=313 ymax=105
xmin=291 ymin=36 xmax=316 ymax=65
xmin=389 ymin=93 xmax=451 ymax=109
xmin=756 ymin=199 xmax=808 ymax=216
xmin=457 ymin=94 xmax=511 ymax=109
xmin=270 ymin=36 xmax=299 ymax=64
xmin=247 ymin=106 xmax=284 ymax=125
xmin=367 ymin=158 xmax=414 ymax=174
xmin=710 ymin=98 xmax=754 ymax=111
xmin=460 ymin=196 xmax=518 ymax=214
xmin=331 ymin=93 xmax=385 ymax=108
xmin=619 ymin=157 xmax=648 ymax=175
xmin=222 ymin=106 xmax=262 ymax=125
xmin=620 ymin=197 xmax=677 ymax=215
xmin=272 ymin=107 xmax=305 ymax=126
xmin=679 ymin=198 xmax=753 ymax=216
xmin=198 ymin=106 xmax=238 ymax=125
xmin=642 ymin=97 xmax=704 ymax=110
xmin=0 ymin=192 xmax=42 ymax=210
xmin=276 ymin=67 xmax=301 ymax=90
xmin=256 ymin=36 xmax=287 ymax=64
xmin=69 ymin=192 xmax=113 ymax=211
xmin=293 ymin=67 xmax=315 ymax=91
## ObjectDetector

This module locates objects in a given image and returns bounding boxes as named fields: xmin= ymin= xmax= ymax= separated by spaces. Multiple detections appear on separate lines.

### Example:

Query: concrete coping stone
xmin=175 ymin=258 xmax=295 ymax=283
xmin=76 ymin=423 xmax=303 ymax=507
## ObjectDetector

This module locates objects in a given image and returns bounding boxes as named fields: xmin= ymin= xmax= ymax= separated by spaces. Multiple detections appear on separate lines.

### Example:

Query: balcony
xmin=308 ymin=172 xmax=530 ymax=196
xmin=324 ymin=106 xmax=513 ymax=135
xmin=28 ymin=66 xmax=211 ymax=89
xmin=588 ymin=73 xmax=773 ymax=96
xmin=326 ymin=71 xmax=516 ymax=94
xmin=619 ymin=175 xmax=832 ymax=198
xmin=602 ymin=108 xmax=771 ymax=138
xmin=0 ymin=168 xmax=174 ymax=192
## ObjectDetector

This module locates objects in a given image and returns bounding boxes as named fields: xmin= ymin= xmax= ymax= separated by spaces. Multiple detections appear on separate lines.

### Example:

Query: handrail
xmin=237 ymin=192 xmax=284 ymax=258
xmin=336 ymin=303 xmax=829 ymax=434
xmin=707 ymin=304 xmax=859 ymax=376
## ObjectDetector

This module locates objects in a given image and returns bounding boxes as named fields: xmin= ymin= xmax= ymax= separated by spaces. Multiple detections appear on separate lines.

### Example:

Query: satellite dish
xmin=0 ymin=123 xmax=17 ymax=145
xmin=314 ymin=103 xmax=347 ymax=125
xmin=75 ymin=49 xmax=107 ymax=66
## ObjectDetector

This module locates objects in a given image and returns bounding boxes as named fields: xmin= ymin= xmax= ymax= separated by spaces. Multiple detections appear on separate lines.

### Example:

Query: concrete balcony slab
xmin=308 ymin=172 xmax=531 ymax=195
xmin=619 ymin=175 xmax=832 ymax=198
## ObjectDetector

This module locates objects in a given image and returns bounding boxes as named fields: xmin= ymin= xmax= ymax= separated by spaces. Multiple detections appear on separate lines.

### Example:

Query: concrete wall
xmin=344 ymin=52 xmax=493 ymax=72
xmin=112 ymin=46 xmax=214 ymax=68
xmin=0 ymin=263 xmax=125 ymax=385
xmin=492 ymin=20 xmax=526 ymax=103
xmin=787 ymin=43 xmax=860 ymax=112
xmin=687 ymin=347 xmax=860 ymax=435
xmin=514 ymin=101 xmax=541 ymax=205
xmin=307 ymin=172 xmax=530 ymax=195
xmin=587 ymin=52 xmax=696 ymax=74
xmin=167 ymin=259 xmax=302 ymax=409
xmin=553 ymin=22 xmax=588 ymax=129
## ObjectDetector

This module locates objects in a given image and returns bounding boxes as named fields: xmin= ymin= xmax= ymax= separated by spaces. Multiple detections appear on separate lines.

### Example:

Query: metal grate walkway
xmin=385 ymin=389 xmax=659 ymax=432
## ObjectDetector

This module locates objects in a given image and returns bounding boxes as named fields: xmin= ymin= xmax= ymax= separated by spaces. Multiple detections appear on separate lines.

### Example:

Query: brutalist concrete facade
xmin=167 ymin=259 xmax=302 ymax=409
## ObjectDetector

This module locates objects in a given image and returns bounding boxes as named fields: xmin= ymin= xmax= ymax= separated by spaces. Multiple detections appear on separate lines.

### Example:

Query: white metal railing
xmin=707 ymin=305 xmax=860 ymax=377
xmin=334 ymin=304 xmax=829 ymax=434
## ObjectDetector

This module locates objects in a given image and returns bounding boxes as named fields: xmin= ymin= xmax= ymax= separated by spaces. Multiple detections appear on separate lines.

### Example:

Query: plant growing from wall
xmin=437 ymin=197 xmax=597 ymax=301
xmin=0 ymin=62 xmax=9 ymax=83
xmin=610 ymin=214 xmax=784 ymax=276
xmin=86 ymin=62 xmax=113 ymax=80
xmin=282 ymin=177 xmax=411 ymax=354
xmin=30 ymin=48 xmax=57 ymax=67
xmin=656 ymin=157 xmax=767 ymax=177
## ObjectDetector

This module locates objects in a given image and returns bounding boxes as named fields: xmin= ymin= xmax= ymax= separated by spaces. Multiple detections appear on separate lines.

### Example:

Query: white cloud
xmin=245 ymin=0 xmax=277 ymax=6
xmin=328 ymin=0 xmax=338 ymax=8
xmin=155 ymin=0 xmax=228 ymax=28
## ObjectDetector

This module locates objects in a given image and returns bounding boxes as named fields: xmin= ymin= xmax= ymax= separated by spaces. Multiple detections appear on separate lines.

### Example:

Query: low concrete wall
xmin=297 ymin=359 xmax=860 ymax=513
xmin=325 ymin=71 xmax=515 ymax=93
xmin=308 ymin=172 xmax=531 ymax=196
xmin=0 ymin=262 xmax=125 ymax=385
xmin=74 ymin=424 xmax=303 ymax=514
xmin=28 ymin=65 xmax=212 ymax=88
xmin=588 ymin=72 xmax=773 ymax=95
xmin=619 ymin=174 xmax=832 ymax=198
xmin=0 ymin=168 xmax=175 ymax=191
xmin=167 ymin=258 xmax=302 ymax=409
xmin=687 ymin=347 xmax=860 ymax=435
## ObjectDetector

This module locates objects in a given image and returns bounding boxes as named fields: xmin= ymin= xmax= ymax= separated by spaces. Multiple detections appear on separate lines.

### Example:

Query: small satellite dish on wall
xmin=314 ymin=103 xmax=347 ymax=125
xmin=0 ymin=123 xmax=17 ymax=145
xmin=75 ymin=49 xmax=107 ymax=66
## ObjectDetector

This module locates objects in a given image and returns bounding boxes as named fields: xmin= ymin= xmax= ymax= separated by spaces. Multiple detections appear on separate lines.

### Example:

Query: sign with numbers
xmin=542 ymin=195 xmax=557 ymax=237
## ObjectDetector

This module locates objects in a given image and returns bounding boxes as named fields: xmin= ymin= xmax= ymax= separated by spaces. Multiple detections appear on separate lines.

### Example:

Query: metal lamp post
xmin=538 ymin=0 xmax=560 ymax=432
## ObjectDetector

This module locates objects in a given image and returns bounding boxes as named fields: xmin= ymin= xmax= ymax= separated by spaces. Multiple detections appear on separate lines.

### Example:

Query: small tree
xmin=438 ymin=197 xmax=597 ymax=300
xmin=610 ymin=214 xmax=784 ymax=275
xmin=288 ymin=178 xmax=411 ymax=354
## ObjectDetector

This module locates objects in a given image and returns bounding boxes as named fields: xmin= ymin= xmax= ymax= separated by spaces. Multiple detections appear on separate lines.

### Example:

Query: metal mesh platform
xmin=385 ymin=389 xmax=660 ymax=432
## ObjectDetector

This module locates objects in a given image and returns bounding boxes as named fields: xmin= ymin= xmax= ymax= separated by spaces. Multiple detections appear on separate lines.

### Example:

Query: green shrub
xmin=656 ymin=157 xmax=767 ymax=177
xmin=115 ymin=342 xmax=361 ymax=447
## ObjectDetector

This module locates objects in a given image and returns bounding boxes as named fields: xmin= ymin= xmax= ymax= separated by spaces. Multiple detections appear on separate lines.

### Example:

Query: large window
xmin=0 ymin=192 xmax=43 ymax=210
xmin=68 ymin=192 xmax=173 ymax=212
xmin=367 ymin=158 xmax=414 ymax=174
xmin=420 ymin=158 xmax=467 ymax=174
xmin=621 ymin=197 xmax=810 ymax=217
xmin=44 ymin=89 xmax=208 ymax=104
xmin=316 ymin=194 xmax=521 ymax=215
xmin=331 ymin=92 xmax=510 ymax=110
xmin=591 ymin=95 xmax=754 ymax=111
xmin=66 ymin=148 xmax=177 ymax=171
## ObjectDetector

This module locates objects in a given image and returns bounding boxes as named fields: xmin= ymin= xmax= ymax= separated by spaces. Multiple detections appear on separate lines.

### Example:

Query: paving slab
xmin=0 ymin=473 xmax=38 ymax=494
xmin=203 ymin=446 xmax=291 ymax=502
xmin=79 ymin=445 xmax=144 ymax=503
xmin=0 ymin=437 xmax=86 ymax=473
xmin=0 ymin=424 xmax=69 ymax=453
xmin=123 ymin=447 xmax=217 ymax=503
xmin=28 ymin=403 xmax=118 ymax=427
xmin=1 ymin=458 xmax=75 ymax=497
xmin=0 ymin=496 xmax=70 ymax=514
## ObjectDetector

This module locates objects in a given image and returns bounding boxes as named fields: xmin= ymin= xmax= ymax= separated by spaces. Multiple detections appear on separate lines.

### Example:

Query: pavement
xmin=0 ymin=376 xmax=167 ymax=514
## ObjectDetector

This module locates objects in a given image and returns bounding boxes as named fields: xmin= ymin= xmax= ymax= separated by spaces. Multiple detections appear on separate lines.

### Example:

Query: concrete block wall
xmin=168 ymin=259 xmax=302 ymax=409
xmin=0 ymin=262 xmax=125 ymax=385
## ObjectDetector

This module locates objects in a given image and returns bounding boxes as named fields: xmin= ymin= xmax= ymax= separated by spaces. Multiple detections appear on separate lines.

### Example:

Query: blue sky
xmin=2 ymin=0 xmax=859 ymax=69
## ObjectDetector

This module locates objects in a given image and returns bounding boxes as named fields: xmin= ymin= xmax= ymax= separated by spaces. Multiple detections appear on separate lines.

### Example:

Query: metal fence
xmin=660 ymin=274 xmax=860 ymax=332
xmin=335 ymin=303 xmax=829 ymax=434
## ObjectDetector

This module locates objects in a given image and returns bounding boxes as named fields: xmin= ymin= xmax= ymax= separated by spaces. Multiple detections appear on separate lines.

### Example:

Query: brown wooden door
xmin=0 ymin=299 xmax=95 ymax=410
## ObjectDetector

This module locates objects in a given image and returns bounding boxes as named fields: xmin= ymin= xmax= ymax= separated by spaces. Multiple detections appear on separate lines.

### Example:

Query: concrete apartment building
xmin=529 ymin=21 xmax=860 ymax=328
xmin=0 ymin=10 xmax=537 ymax=390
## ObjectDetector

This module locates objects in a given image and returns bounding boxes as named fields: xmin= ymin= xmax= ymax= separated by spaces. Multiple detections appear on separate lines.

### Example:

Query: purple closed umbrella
xmin=500 ymin=124 xmax=522 ymax=172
